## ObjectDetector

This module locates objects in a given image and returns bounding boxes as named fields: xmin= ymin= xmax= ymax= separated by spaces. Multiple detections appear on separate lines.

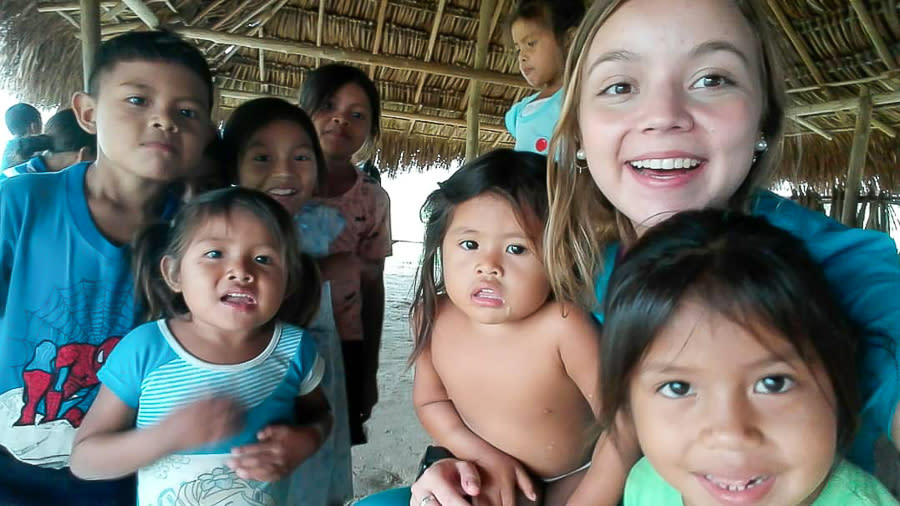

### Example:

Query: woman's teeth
xmin=630 ymin=158 xmax=701 ymax=170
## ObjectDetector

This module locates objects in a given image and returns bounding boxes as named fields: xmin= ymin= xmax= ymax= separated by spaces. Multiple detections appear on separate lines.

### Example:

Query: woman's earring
xmin=752 ymin=136 xmax=768 ymax=164
xmin=575 ymin=148 xmax=587 ymax=173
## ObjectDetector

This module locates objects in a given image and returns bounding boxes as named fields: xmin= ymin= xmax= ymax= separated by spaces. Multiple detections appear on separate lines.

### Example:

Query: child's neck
xmin=535 ymin=80 xmax=562 ymax=101
xmin=84 ymin=156 xmax=171 ymax=246
xmin=321 ymin=157 xmax=358 ymax=198
xmin=168 ymin=316 xmax=274 ymax=365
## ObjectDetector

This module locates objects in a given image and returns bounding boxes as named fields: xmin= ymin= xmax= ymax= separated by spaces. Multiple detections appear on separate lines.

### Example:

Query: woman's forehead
xmin=587 ymin=0 xmax=759 ymax=68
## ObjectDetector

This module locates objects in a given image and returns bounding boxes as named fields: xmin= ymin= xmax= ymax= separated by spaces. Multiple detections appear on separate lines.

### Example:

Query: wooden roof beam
xmin=211 ymin=0 xmax=254 ymax=31
xmin=218 ymin=87 xmax=507 ymax=132
xmin=849 ymin=0 xmax=897 ymax=70
xmin=467 ymin=0 xmax=496 ymax=160
xmin=100 ymin=2 xmax=128 ymax=22
xmin=121 ymin=0 xmax=159 ymax=28
xmin=790 ymin=117 xmax=833 ymax=141
xmin=368 ymin=0 xmax=390 ymax=78
xmin=787 ymin=89 xmax=900 ymax=117
xmin=765 ymin=0 xmax=831 ymax=94
xmin=38 ymin=2 xmax=118 ymax=12
xmin=175 ymin=27 xmax=528 ymax=88
xmin=188 ymin=0 xmax=227 ymax=25
xmin=412 ymin=0 xmax=448 ymax=104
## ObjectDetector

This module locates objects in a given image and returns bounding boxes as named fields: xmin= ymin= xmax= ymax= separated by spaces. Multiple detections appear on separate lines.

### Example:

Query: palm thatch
xmin=0 ymin=0 xmax=898 ymax=189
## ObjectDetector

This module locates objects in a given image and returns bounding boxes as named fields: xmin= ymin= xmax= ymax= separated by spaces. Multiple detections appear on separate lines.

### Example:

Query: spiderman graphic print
xmin=0 ymin=164 xmax=141 ymax=469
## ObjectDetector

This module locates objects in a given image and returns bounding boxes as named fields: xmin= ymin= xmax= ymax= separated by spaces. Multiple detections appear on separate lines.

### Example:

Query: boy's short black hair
xmin=5 ymin=103 xmax=41 ymax=137
xmin=87 ymin=30 xmax=214 ymax=109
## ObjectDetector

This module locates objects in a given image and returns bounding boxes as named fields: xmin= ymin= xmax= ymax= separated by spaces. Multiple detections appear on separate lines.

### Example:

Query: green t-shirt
xmin=624 ymin=457 xmax=898 ymax=505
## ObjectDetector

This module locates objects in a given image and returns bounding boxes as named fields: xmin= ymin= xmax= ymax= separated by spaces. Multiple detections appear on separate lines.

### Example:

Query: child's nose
xmin=151 ymin=109 xmax=178 ymax=132
xmin=475 ymin=252 xmax=502 ymax=277
xmin=227 ymin=260 xmax=254 ymax=283
xmin=700 ymin=394 xmax=763 ymax=450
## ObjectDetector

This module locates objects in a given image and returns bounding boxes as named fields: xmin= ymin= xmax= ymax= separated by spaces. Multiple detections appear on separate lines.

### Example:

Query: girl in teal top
xmin=600 ymin=209 xmax=896 ymax=506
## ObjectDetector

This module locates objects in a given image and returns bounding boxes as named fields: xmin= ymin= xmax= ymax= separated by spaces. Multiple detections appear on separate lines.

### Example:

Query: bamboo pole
xmin=121 ymin=0 xmax=158 ymax=28
xmin=39 ymin=1 xmax=117 ymax=12
xmin=315 ymin=0 xmax=325 ymax=68
xmin=218 ymin=87 xmax=508 ymax=132
xmin=849 ymin=0 xmax=897 ymax=70
xmin=188 ymin=0 xmax=227 ymax=25
xmin=174 ymin=27 xmax=527 ymax=88
xmin=368 ymin=0 xmax=390 ymax=78
xmin=790 ymin=117 xmax=833 ymax=141
xmin=460 ymin=0 xmax=505 ymax=111
xmin=765 ymin=0 xmax=830 ymax=96
xmin=466 ymin=0 xmax=495 ymax=161
xmin=840 ymin=88 xmax=873 ymax=226
xmin=787 ymin=90 xmax=900 ymax=118
xmin=80 ymin=0 xmax=100 ymax=90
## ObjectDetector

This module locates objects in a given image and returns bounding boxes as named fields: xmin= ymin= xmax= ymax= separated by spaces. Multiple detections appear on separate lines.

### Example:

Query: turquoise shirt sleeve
xmin=752 ymin=191 xmax=899 ymax=470
xmin=505 ymin=99 xmax=521 ymax=139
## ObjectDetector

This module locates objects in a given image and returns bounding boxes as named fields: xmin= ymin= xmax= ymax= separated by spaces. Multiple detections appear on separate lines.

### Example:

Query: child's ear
xmin=71 ymin=91 xmax=98 ymax=135
xmin=160 ymin=256 xmax=182 ymax=293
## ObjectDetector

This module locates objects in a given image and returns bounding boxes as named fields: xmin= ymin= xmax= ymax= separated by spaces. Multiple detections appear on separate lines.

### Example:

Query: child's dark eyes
xmin=126 ymin=96 xmax=146 ymax=106
xmin=203 ymin=250 xmax=222 ymax=259
xmin=252 ymin=154 xmax=270 ymax=162
xmin=254 ymin=255 xmax=273 ymax=265
xmin=351 ymin=111 xmax=365 ymax=120
xmin=459 ymin=240 xmax=478 ymax=251
xmin=179 ymin=108 xmax=197 ymax=119
xmin=506 ymin=244 xmax=526 ymax=255
xmin=294 ymin=154 xmax=310 ymax=161
xmin=753 ymin=375 xmax=794 ymax=394
xmin=658 ymin=381 xmax=693 ymax=398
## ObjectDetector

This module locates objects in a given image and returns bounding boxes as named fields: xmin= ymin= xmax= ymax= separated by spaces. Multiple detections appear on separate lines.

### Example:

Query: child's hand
xmin=160 ymin=397 xmax=242 ymax=451
xmin=473 ymin=449 xmax=537 ymax=506
xmin=226 ymin=424 xmax=321 ymax=482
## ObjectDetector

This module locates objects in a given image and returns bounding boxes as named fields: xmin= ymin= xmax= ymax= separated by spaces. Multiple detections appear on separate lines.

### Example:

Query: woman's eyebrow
xmin=587 ymin=49 xmax=638 ymax=75
xmin=690 ymin=40 xmax=750 ymax=65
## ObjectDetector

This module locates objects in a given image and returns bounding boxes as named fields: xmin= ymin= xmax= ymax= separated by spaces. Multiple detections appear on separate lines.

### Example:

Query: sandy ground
xmin=349 ymin=242 xmax=900 ymax=502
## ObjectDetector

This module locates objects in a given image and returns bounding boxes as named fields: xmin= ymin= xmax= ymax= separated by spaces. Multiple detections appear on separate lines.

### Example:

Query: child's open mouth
xmin=221 ymin=292 xmax=257 ymax=310
xmin=472 ymin=288 xmax=504 ymax=307
xmin=696 ymin=472 xmax=774 ymax=504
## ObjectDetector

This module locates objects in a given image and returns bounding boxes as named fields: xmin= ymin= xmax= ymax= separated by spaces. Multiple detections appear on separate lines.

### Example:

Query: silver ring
xmin=419 ymin=495 xmax=436 ymax=506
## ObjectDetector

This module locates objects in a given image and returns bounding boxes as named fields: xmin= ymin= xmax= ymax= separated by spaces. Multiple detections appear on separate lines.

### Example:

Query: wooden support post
xmin=466 ymin=0 xmax=495 ymax=161
xmin=80 ymin=0 xmax=100 ymax=90
xmin=841 ymin=88 xmax=873 ymax=226
xmin=315 ymin=0 xmax=325 ymax=68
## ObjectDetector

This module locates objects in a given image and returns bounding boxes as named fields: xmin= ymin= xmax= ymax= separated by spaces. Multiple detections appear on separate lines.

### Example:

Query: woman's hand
xmin=410 ymin=459 xmax=482 ymax=506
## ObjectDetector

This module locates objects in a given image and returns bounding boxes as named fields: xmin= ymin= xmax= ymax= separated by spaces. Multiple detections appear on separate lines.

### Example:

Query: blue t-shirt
xmin=99 ymin=319 xmax=323 ymax=506
xmin=592 ymin=191 xmax=900 ymax=471
xmin=0 ymin=162 xmax=139 ymax=469
xmin=504 ymin=89 xmax=564 ymax=155
xmin=0 ymin=156 xmax=49 ymax=183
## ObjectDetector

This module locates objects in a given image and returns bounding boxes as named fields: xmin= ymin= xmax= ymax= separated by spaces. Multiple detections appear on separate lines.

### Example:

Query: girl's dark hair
xmin=13 ymin=109 xmax=96 ymax=160
xmin=298 ymin=64 xmax=381 ymax=160
xmin=599 ymin=210 xmax=860 ymax=451
xmin=133 ymin=187 xmax=320 ymax=327
xmin=222 ymin=97 xmax=326 ymax=189
xmin=508 ymin=0 xmax=586 ymax=43
xmin=409 ymin=149 xmax=548 ymax=363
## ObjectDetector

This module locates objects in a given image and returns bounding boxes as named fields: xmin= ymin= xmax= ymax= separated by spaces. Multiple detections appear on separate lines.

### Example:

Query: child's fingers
xmin=513 ymin=464 xmax=537 ymax=501
xmin=454 ymin=460 xmax=481 ymax=496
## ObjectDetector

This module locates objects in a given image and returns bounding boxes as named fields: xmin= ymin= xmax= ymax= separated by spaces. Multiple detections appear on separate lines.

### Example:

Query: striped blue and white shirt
xmin=99 ymin=319 xmax=323 ymax=506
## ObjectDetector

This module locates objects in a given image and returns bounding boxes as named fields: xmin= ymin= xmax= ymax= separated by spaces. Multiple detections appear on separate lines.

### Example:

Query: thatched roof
xmin=0 ymin=0 xmax=898 ymax=190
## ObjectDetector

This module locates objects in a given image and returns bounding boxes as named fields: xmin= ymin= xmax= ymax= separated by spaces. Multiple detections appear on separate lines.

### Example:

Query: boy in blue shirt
xmin=0 ymin=31 xmax=213 ymax=504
